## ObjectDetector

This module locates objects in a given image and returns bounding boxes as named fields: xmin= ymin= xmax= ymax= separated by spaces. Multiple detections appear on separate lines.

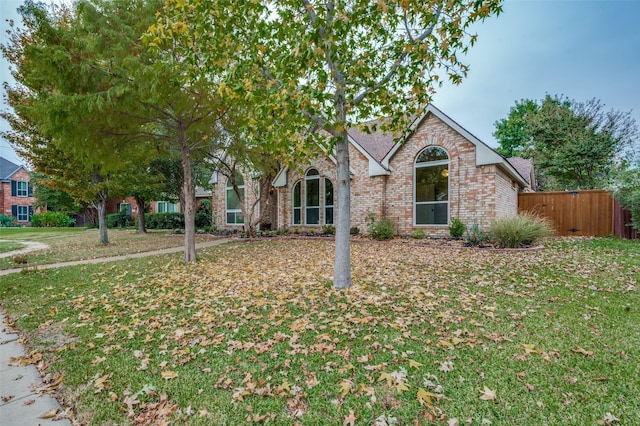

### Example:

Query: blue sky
xmin=1 ymin=0 xmax=639 ymax=165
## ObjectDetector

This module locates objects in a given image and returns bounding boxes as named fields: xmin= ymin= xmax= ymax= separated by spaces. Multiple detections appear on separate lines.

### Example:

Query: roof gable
xmin=382 ymin=104 xmax=528 ymax=187
xmin=0 ymin=156 xmax=27 ymax=181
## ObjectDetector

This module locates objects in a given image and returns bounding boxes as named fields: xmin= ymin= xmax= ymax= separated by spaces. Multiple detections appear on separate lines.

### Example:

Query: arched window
xmin=305 ymin=169 xmax=320 ymax=225
xmin=292 ymin=181 xmax=302 ymax=225
xmin=324 ymin=178 xmax=334 ymax=225
xmin=415 ymin=147 xmax=449 ymax=225
xmin=226 ymin=172 xmax=244 ymax=225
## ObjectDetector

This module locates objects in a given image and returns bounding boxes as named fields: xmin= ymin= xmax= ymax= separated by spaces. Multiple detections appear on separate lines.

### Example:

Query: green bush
xmin=31 ymin=211 xmax=75 ymax=227
xmin=350 ymin=226 xmax=360 ymax=235
xmin=465 ymin=223 xmax=488 ymax=247
xmin=321 ymin=224 xmax=335 ymax=235
xmin=195 ymin=200 xmax=212 ymax=229
xmin=367 ymin=216 xmax=395 ymax=240
xmin=448 ymin=217 xmax=466 ymax=239
xmin=145 ymin=212 xmax=185 ymax=230
xmin=489 ymin=213 xmax=553 ymax=248
xmin=0 ymin=214 xmax=17 ymax=227
xmin=410 ymin=229 xmax=426 ymax=239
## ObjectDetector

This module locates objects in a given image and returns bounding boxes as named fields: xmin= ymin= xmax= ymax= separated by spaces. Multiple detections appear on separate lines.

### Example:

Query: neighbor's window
xmin=157 ymin=201 xmax=179 ymax=213
xmin=415 ymin=146 xmax=449 ymax=225
xmin=226 ymin=172 xmax=244 ymax=225
xmin=17 ymin=205 xmax=29 ymax=222
xmin=324 ymin=178 xmax=334 ymax=225
xmin=17 ymin=181 xmax=28 ymax=197
xmin=292 ymin=181 xmax=302 ymax=225
xmin=305 ymin=169 xmax=320 ymax=225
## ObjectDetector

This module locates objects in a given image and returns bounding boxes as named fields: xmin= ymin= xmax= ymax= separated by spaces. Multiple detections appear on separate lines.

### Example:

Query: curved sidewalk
xmin=0 ymin=238 xmax=232 ymax=276
xmin=0 ymin=238 xmax=232 ymax=425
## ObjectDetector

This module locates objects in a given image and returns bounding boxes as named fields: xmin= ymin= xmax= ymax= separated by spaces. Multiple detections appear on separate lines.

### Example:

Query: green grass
xmin=0 ymin=241 xmax=25 ymax=253
xmin=1 ymin=237 xmax=638 ymax=425
xmin=0 ymin=228 xmax=214 ymax=270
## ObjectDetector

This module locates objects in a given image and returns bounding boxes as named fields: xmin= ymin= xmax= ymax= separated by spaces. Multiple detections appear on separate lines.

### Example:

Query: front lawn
xmin=1 ymin=237 xmax=638 ymax=425
xmin=0 ymin=241 xmax=25 ymax=253
xmin=0 ymin=228 xmax=214 ymax=270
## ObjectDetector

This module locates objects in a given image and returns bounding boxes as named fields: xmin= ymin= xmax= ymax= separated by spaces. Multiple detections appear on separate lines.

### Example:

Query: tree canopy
xmin=494 ymin=95 xmax=638 ymax=191
xmin=152 ymin=0 xmax=503 ymax=288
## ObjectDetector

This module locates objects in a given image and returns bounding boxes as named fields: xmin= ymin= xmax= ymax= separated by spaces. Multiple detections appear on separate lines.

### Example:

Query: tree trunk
xmin=333 ymin=132 xmax=352 ymax=289
xmin=179 ymin=127 xmax=197 ymax=263
xmin=135 ymin=196 xmax=147 ymax=234
xmin=96 ymin=196 xmax=109 ymax=245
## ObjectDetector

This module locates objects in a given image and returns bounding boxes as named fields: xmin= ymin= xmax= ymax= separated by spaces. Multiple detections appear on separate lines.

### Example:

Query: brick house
xmin=0 ymin=156 xmax=36 ymax=224
xmin=211 ymin=105 xmax=533 ymax=236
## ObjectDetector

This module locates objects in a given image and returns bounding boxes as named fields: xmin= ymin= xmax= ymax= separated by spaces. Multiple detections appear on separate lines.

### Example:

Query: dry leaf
xmin=161 ymin=370 xmax=179 ymax=380
xmin=572 ymin=347 xmax=594 ymax=356
xmin=479 ymin=386 xmax=496 ymax=401
xmin=343 ymin=409 xmax=356 ymax=426
xmin=39 ymin=408 xmax=59 ymax=418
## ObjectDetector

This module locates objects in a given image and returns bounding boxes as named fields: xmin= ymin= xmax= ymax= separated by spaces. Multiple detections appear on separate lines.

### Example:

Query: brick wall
xmin=212 ymin=114 xmax=520 ymax=236
xmin=2 ymin=169 xmax=36 ymax=221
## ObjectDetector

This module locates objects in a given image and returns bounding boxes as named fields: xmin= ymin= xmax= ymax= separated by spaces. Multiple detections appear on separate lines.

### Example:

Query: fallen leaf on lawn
xmin=447 ymin=418 xmax=460 ymax=426
xmin=338 ymin=379 xmax=353 ymax=396
xmin=439 ymin=360 xmax=454 ymax=372
xmin=572 ymin=346 xmax=593 ymax=356
xmin=408 ymin=359 xmax=423 ymax=369
xmin=93 ymin=374 xmax=111 ymax=393
xmin=525 ymin=383 xmax=535 ymax=392
xmin=343 ymin=409 xmax=356 ymax=426
xmin=39 ymin=408 xmax=59 ymax=419
xmin=566 ymin=376 xmax=578 ymax=384
xmin=479 ymin=386 xmax=496 ymax=401
xmin=597 ymin=412 xmax=620 ymax=425
xmin=521 ymin=343 xmax=542 ymax=354
xmin=161 ymin=370 xmax=178 ymax=380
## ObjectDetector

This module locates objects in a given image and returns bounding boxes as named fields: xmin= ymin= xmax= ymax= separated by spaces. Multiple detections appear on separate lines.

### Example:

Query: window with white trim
xmin=226 ymin=172 xmax=244 ymax=225
xmin=291 ymin=169 xmax=334 ymax=226
xmin=17 ymin=205 xmax=29 ymax=222
xmin=292 ymin=181 xmax=302 ymax=225
xmin=157 ymin=201 xmax=179 ymax=213
xmin=324 ymin=178 xmax=334 ymax=225
xmin=17 ymin=181 xmax=28 ymax=197
xmin=305 ymin=169 xmax=320 ymax=225
xmin=415 ymin=146 xmax=449 ymax=225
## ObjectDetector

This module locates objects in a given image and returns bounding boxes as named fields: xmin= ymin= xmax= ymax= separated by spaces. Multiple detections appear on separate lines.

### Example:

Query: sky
xmin=1 ymin=0 xmax=639 ymax=166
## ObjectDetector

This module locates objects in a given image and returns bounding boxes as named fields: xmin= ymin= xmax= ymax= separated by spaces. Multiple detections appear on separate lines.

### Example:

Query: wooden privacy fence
xmin=518 ymin=190 xmax=637 ymax=238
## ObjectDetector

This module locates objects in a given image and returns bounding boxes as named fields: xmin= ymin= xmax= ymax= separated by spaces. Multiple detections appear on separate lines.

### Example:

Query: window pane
xmin=293 ymin=182 xmax=301 ymax=207
xmin=325 ymin=207 xmax=333 ymax=225
xmin=416 ymin=147 xmax=448 ymax=163
xmin=306 ymin=178 xmax=320 ymax=207
xmin=416 ymin=165 xmax=448 ymax=202
xmin=226 ymin=189 xmax=241 ymax=210
xmin=293 ymin=208 xmax=301 ymax=225
xmin=416 ymin=203 xmax=448 ymax=225
xmin=306 ymin=207 xmax=319 ymax=225
xmin=307 ymin=168 xmax=319 ymax=176
xmin=17 ymin=181 xmax=28 ymax=196
xmin=325 ymin=179 xmax=333 ymax=206
xmin=236 ymin=212 xmax=244 ymax=224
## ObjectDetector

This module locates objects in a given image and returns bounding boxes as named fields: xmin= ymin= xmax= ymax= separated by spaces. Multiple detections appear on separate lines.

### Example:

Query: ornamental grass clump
xmin=490 ymin=212 xmax=553 ymax=248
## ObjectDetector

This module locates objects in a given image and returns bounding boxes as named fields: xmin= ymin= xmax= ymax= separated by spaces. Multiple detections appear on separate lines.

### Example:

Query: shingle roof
xmin=347 ymin=124 xmax=398 ymax=163
xmin=0 ymin=156 xmax=21 ymax=180
xmin=506 ymin=157 xmax=534 ymax=187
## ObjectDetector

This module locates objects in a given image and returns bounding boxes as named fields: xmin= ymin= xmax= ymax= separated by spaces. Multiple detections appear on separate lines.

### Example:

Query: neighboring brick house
xmin=211 ymin=105 xmax=533 ymax=236
xmin=0 ymin=156 xmax=36 ymax=224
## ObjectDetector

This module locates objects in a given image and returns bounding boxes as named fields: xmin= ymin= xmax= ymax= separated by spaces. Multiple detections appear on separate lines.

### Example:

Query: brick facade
xmin=0 ymin=166 xmax=36 ymax=224
xmin=211 ymin=106 xmax=528 ymax=236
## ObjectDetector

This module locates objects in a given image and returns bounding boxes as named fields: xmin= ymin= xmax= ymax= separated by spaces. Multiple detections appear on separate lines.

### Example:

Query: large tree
xmin=2 ymin=0 xmax=229 ymax=260
xmin=154 ymin=0 xmax=503 ymax=288
xmin=494 ymin=95 xmax=638 ymax=190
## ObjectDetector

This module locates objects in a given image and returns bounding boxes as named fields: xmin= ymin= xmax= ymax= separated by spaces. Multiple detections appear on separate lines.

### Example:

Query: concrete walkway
xmin=0 ymin=240 xmax=50 ymax=259
xmin=0 ymin=238 xmax=232 ymax=425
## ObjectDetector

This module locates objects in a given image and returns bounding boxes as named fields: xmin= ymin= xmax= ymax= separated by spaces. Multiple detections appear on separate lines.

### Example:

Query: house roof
xmin=347 ymin=123 xmax=398 ymax=163
xmin=0 ymin=156 xmax=25 ymax=181
xmin=506 ymin=157 xmax=535 ymax=188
